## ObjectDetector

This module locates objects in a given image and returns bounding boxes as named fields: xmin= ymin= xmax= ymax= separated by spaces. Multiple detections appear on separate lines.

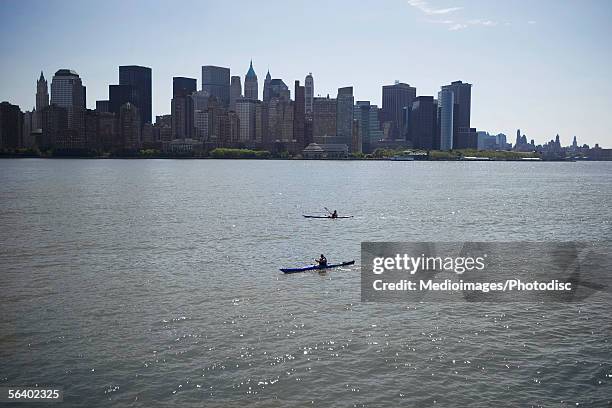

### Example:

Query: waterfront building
xmin=336 ymin=86 xmax=354 ymax=147
xmin=119 ymin=65 xmax=152 ymax=125
xmin=441 ymin=80 xmax=471 ymax=148
xmin=437 ymin=88 xmax=454 ymax=151
xmin=51 ymin=69 xmax=86 ymax=139
xmin=302 ymin=143 xmax=348 ymax=159
xmin=202 ymin=65 xmax=230 ymax=108
xmin=230 ymin=76 xmax=242 ymax=111
xmin=381 ymin=82 xmax=416 ymax=139
xmin=0 ymin=101 xmax=23 ymax=148
xmin=409 ymin=96 xmax=437 ymax=150
xmin=244 ymin=61 xmax=258 ymax=100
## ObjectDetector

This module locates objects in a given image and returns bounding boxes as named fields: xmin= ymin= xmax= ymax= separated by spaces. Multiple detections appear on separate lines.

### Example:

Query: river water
xmin=1 ymin=159 xmax=611 ymax=406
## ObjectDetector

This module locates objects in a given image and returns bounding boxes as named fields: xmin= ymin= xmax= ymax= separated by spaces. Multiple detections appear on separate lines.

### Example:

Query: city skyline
xmin=1 ymin=0 xmax=612 ymax=147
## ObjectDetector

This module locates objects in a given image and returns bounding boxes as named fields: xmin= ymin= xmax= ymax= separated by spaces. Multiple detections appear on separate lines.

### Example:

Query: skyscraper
xmin=236 ymin=98 xmax=257 ymax=142
xmin=305 ymin=73 xmax=314 ymax=117
xmin=109 ymin=85 xmax=134 ymax=115
xmin=34 ymin=71 xmax=49 ymax=129
xmin=312 ymin=96 xmax=336 ymax=140
xmin=202 ymin=66 xmax=230 ymax=108
xmin=50 ymin=69 xmax=86 ymax=137
xmin=119 ymin=102 xmax=141 ymax=149
xmin=293 ymin=80 xmax=305 ymax=147
xmin=50 ymin=69 xmax=85 ymax=109
xmin=336 ymin=86 xmax=354 ymax=147
xmin=172 ymin=77 xmax=197 ymax=139
xmin=441 ymin=81 xmax=471 ymax=148
xmin=0 ymin=101 xmax=23 ymax=149
xmin=437 ymin=88 xmax=454 ymax=151
xmin=119 ymin=65 xmax=152 ymax=125
xmin=230 ymin=76 xmax=242 ymax=111
xmin=244 ymin=61 xmax=258 ymax=100
xmin=409 ymin=96 xmax=438 ymax=150
xmin=263 ymin=70 xmax=272 ymax=102
xmin=381 ymin=82 xmax=416 ymax=139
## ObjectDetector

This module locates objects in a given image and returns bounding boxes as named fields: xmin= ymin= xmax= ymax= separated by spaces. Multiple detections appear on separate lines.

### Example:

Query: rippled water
xmin=1 ymin=159 xmax=611 ymax=406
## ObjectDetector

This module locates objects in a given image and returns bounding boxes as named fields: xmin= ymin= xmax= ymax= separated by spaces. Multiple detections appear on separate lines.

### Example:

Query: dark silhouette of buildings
xmin=171 ymin=77 xmax=197 ymax=139
xmin=119 ymin=65 xmax=152 ymax=126
xmin=382 ymin=82 xmax=416 ymax=140
xmin=0 ymin=101 xmax=23 ymax=148
xmin=410 ymin=96 xmax=438 ymax=150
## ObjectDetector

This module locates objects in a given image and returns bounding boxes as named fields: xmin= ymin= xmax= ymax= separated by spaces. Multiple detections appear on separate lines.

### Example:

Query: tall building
xmin=293 ymin=80 xmax=305 ymax=147
xmin=336 ymin=86 xmax=354 ymax=147
xmin=119 ymin=65 xmax=152 ymax=125
xmin=119 ymin=102 xmax=141 ymax=149
xmin=409 ymin=96 xmax=438 ymax=150
xmin=236 ymin=98 xmax=257 ymax=142
xmin=51 ymin=69 xmax=85 ymax=110
xmin=437 ymin=88 xmax=454 ymax=151
xmin=0 ymin=101 xmax=23 ymax=148
xmin=267 ymin=79 xmax=290 ymax=101
xmin=34 ymin=71 xmax=49 ymax=129
xmin=266 ymin=97 xmax=293 ymax=142
xmin=109 ymin=85 xmax=134 ymax=116
xmin=50 ymin=69 xmax=86 ymax=140
xmin=202 ymin=66 xmax=230 ymax=108
xmin=172 ymin=77 xmax=196 ymax=139
xmin=312 ymin=96 xmax=336 ymax=139
xmin=244 ymin=61 xmax=258 ymax=100
xmin=354 ymin=101 xmax=383 ymax=153
xmin=441 ymin=81 xmax=472 ymax=148
xmin=95 ymin=100 xmax=110 ymax=113
xmin=381 ymin=82 xmax=416 ymax=139
xmin=230 ymin=76 xmax=242 ymax=111
xmin=305 ymin=73 xmax=314 ymax=117
xmin=263 ymin=70 xmax=272 ymax=102
xmin=39 ymin=105 xmax=68 ymax=149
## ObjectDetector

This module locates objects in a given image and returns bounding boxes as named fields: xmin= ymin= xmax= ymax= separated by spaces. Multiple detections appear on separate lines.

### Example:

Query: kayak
xmin=280 ymin=260 xmax=355 ymax=274
xmin=302 ymin=215 xmax=354 ymax=219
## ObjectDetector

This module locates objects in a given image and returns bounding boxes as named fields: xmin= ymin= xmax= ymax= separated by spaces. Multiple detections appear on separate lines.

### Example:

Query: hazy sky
xmin=1 ymin=0 xmax=611 ymax=146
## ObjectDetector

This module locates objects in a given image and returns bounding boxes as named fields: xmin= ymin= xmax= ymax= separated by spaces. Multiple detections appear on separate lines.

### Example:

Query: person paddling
xmin=330 ymin=210 xmax=338 ymax=219
xmin=316 ymin=254 xmax=328 ymax=268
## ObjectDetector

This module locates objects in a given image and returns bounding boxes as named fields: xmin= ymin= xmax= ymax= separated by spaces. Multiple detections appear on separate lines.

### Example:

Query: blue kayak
xmin=280 ymin=260 xmax=355 ymax=274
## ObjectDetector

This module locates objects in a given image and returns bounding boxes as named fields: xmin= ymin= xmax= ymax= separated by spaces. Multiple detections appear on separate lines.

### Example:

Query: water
xmin=1 ymin=159 xmax=611 ymax=406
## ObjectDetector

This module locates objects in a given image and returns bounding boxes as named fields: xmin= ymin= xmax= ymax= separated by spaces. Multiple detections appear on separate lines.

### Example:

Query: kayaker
xmin=331 ymin=210 xmax=338 ymax=219
xmin=316 ymin=254 xmax=328 ymax=267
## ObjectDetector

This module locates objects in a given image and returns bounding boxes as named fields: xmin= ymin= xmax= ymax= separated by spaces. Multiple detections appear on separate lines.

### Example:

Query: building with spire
xmin=34 ymin=71 xmax=49 ymax=129
xmin=244 ymin=61 xmax=258 ymax=100
xmin=263 ymin=70 xmax=272 ymax=102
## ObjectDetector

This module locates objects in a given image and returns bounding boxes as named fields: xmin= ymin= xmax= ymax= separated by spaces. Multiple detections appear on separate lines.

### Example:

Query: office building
xmin=119 ymin=65 xmax=152 ymax=125
xmin=312 ymin=96 xmax=336 ymax=139
xmin=336 ymin=86 xmax=354 ymax=147
xmin=305 ymin=73 xmax=314 ymax=117
xmin=202 ymin=65 xmax=230 ymax=108
xmin=230 ymin=76 xmax=242 ymax=111
xmin=381 ymin=82 xmax=416 ymax=139
xmin=244 ymin=61 xmax=258 ymax=100
xmin=0 ymin=101 xmax=23 ymax=148
xmin=437 ymin=88 xmax=454 ymax=151
xmin=293 ymin=80 xmax=305 ymax=147
xmin=34 ymin=71 xmax=49 ymax=129
xmin=410 ymin=96 xmax=437 ymax=150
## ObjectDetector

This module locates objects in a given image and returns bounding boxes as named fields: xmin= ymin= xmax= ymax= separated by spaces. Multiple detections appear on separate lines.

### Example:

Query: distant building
xmin=202 ymin=65 xmax=230 ymax=108
xmin=382 ymin=82 xmax=416 ymax=139
xmin=266 ymin=97 xmax=293 ymax=142
xmin=441 ymin=81 xmax=472 ymax=148
xmin=119 ymin=65 xmax=152 ymax=125
xmin=51 ymin=69 xmax=85 ymax=110
xmin=95 ymin=100 xmax=110 ymax=113
xmin=119 ymin=102 xmax=140 ymax=149
xmin=109 ymin=85 xmax=134 ymax=116
xmin=268 ymin=78 xmax=290 ymax=101
xmin=354 ymin=101 xmax=384 ymax=153
xmin=0 ymin=101 xmax=23 ymax=148
xmin=39 ymin=104 xmax=68 ymax=149
xmin=229 ymin=76 xmax=242 ymax=111
xmin=437 ymin=88 xmax=454 ymax=151
xmin=302 ymin=143 xmax=348 ymax=159
xmin=293 ymin=80 xmax=306 ymax=147
xmin=336 ymin=86 xmax=354 ymax=148
xmin=409 ymin=96 xmax=438 ymax=150
xmin=171 ymin=77 xmax=196 ymax=139
xmin=263 ymin=70 xmax=272 ymax=102
xmin=312 ymin=96 xmax=336 ymax=139
xmin=236 ymin=98 xmax=257 ymax=142
xmin=22 ymin=110 xmax=34 ymax=148
xmin=305 ymin=73 xmax=314 ymax=117
xmin=34 ymin=71 xmax=49 ymax=129
xmin=244 ymin=61 xmax=258 ymax=100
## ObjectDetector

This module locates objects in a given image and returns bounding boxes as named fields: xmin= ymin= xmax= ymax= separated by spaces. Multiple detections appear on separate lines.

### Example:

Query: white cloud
xmin=449 ymin=23 xmax=468 ymax=31
xmin=407 ymin=0 xmax=462 ymax=15
xmin=468 ymin=19 xmax=498 ymax=27
xmin=528 ymin=20 xmax=537 ymax=24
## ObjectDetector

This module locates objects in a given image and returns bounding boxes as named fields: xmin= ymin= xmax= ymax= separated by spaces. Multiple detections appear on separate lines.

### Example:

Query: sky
xmin=1 ymin=0 xmax=611 ymax=147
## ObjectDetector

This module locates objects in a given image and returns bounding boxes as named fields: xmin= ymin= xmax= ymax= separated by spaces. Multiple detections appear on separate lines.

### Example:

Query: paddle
xmin=323 ymin=207 xmax=333 ymax=216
